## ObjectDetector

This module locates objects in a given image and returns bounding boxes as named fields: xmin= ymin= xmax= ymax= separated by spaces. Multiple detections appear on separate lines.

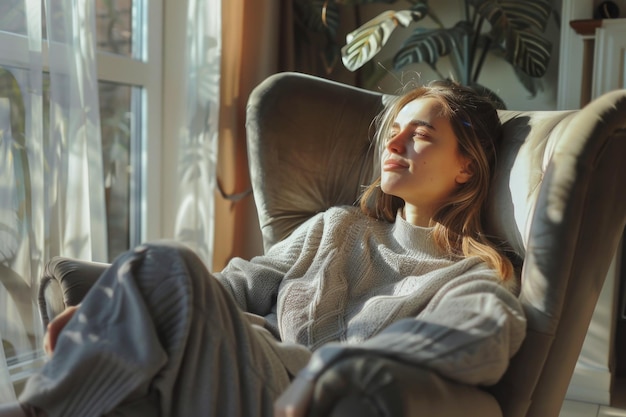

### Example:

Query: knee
xmin=106 ymin=241 xmax=208 ymax=298
xmin=131 ymin=240 xmax=219 ymax=299
xmin=134 ymin=241 xmax=209 ymax=275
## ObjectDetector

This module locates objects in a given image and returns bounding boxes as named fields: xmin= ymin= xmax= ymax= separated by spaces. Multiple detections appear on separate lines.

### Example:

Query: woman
xmin=1 ymin=80 xmax=526 ymax=417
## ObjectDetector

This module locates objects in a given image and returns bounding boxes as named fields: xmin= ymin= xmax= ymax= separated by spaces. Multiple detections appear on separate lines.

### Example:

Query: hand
xmin=43 ymin=305 xmax=80 ymax=356
xmin=274 ymin=376 xmax=315 ymax=417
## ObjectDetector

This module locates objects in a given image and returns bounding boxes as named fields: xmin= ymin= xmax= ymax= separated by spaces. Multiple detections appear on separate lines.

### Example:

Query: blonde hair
xmin=360 ymin=80 xmax=515 ymax=282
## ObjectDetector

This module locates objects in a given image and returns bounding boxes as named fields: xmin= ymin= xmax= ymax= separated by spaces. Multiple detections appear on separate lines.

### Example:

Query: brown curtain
xmin=214 ymin=0 xmax=360 ymax=270
xmin=215 ymin=0 xmax=278 ymax=270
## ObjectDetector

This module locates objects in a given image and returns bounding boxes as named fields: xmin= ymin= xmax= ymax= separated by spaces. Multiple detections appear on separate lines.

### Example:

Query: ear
xmin=455 ymin=158 xmax=474 ymax=184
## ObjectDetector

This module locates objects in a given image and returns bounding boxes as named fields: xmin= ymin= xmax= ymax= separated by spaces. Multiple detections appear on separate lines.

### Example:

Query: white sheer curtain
xmin=0 ymin=0 xmax=106 ymax=400
xmin=174 ymin=0 xmax=221 ymax=265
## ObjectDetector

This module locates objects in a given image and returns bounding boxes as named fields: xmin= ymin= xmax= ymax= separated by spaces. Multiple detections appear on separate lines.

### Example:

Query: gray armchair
xmin=39 ymin=72 xmax=626 ymax=417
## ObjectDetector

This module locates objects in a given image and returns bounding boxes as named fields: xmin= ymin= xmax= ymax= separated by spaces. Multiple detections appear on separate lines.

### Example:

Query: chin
xmin=380 ymin=184 xmax=393 ymax=195
xmin=381 ymin=187 xmax=402 ymax=201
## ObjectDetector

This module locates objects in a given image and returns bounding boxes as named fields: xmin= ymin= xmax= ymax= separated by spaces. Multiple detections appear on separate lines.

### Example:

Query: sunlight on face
xmin=380 ymin=97 xmax=471 ymax=225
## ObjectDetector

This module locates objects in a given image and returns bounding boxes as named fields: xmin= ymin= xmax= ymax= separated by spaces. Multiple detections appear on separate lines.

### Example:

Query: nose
xmin=386 ymin=130 xmax=406 ymax=154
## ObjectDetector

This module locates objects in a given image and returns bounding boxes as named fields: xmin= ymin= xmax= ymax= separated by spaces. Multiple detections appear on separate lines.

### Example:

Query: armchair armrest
xmin=38 ymin=257 xmax=110 ymax=328
xmin=310 ymin=356 xmax=502 ymax=417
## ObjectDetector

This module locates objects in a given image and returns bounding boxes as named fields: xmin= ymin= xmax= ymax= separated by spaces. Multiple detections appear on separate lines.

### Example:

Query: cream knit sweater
xmin=216 ymin=206 xmax=526 ymax=386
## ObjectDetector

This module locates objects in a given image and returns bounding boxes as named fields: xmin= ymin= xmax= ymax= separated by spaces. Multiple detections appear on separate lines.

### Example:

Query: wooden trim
xmin=570 ymin=19 xmax=603 ymax=36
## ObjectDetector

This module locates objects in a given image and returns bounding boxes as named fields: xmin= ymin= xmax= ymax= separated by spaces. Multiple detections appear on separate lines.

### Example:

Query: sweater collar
xmin=392 ymin=211 xmax=440 ymax=255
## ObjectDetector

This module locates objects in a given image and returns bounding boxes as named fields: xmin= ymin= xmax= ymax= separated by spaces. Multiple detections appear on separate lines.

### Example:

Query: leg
xmin=18 ymin=242 xmax=310 ymax=417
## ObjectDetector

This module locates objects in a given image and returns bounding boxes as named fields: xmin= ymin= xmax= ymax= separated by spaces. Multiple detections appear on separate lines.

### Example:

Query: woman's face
xmin=380 ymin=97 xmax=471 ymax=220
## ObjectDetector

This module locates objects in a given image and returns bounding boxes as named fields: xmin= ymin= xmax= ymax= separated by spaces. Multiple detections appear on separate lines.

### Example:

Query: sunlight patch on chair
xmin=118 ymin=260 xmax=132 ymax=281
xmin=64 ymin=331 xmax=83 ymax=346
xmin=508 ymin=158 xmax=537 ymax=249
xmin=96 ymin=285 xmax=114 ymax=298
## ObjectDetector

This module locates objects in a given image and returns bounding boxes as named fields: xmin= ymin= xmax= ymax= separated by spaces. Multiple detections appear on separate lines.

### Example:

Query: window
xmin=0 ymin=0 xmax=163 ymax=395
xmin=95 ymin=0 xmax=164 ymax=258
xmin=96 ymin=0 xmax=160 ymax=260
xmin=96 ymin=0 xmax=144 ymax=260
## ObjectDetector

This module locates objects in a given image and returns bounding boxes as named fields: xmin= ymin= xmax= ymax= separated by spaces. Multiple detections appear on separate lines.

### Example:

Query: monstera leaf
xmin=504 ymin=29 xmax=551 ymax=77
xmin=341 ymin=6 xmax=427 ymax=71
xmin=473 ymin=0 xmax=552 ymax=33
xmin=474 ymin=0 xmax=553 ymax=77
xmin=393 ymin=21 xmax=472 ymax=72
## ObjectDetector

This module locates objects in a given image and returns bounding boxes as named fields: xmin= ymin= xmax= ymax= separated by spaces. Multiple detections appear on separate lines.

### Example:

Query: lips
xmin=383 ymin=158 xmax=409 ymax=171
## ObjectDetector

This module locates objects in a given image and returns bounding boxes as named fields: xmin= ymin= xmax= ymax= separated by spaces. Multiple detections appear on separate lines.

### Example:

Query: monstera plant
xmin=294 ymin=0 xmax=559 ymax=103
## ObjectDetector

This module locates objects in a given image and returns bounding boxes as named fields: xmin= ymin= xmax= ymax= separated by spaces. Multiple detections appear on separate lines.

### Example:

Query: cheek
xmin=416 ymin=154 xmax=462 ymax=184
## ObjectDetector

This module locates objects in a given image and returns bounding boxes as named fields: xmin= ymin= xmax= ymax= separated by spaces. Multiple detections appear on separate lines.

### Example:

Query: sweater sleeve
xmin=214 ymin=213 xmax=324 ymax=316
xmin=299 ymin=272 xmax=526 ymax=386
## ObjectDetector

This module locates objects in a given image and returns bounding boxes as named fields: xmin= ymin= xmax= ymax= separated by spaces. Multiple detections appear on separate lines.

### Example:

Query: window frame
xmin=0 ymin=0 xmax=164 ymax=389
xmin=96 ymin=0 xmax=164 ymax=247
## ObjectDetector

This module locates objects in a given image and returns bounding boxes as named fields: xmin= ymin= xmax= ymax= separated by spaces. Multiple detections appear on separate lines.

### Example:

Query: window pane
xmin=0 ymin=0 xmax=26 ymax=35
xmin=96 ymin=0 xmax=135 ymax=58
xmin=99 ymin=81 xmax=139 ymax=261
xmin=0 ymin=65 xmax=45 ymax=391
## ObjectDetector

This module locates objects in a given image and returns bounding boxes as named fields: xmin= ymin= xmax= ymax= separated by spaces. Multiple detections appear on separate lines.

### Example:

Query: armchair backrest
xmin=246 ymin=72 xmax=382 ymax=251
xmin=487 ymin=91 xmax=626 ymax=416
xmin=246 ymin=72 xmax=626 ymax=417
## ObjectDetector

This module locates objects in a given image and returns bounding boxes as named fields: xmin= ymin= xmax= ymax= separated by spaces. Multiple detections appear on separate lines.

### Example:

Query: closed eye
xmin=412 ymin=128 xmax=430 ymax=140
xmin=386 ymin=129 xmax=399 ymax=141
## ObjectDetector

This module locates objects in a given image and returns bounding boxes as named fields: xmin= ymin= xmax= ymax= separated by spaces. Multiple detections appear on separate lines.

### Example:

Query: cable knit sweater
xmin=215 ymin=205 xmax=526 ymax=386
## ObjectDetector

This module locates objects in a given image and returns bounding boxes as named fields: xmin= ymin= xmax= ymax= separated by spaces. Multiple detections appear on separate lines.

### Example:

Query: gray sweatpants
xmin=20 ymin=242 xmax=312 ymax=417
